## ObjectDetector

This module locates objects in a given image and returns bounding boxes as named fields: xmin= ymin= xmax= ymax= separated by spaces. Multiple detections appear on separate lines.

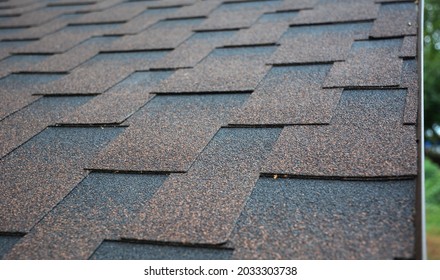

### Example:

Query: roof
xmin=0 ymin=0 xmax=420 ymax=260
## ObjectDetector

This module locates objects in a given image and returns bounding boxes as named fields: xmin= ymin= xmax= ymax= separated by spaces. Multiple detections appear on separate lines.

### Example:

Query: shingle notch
xmin=269 ymin=22 xmax=373 ymax=65
xmin=0 ymin=96 xmax=92 ymax=158
xmin=370 ymin=2 xmax=417 ymax=38
xmin=37 ymin=50 xmax=167 ymax=94
xmin=24 ymin=36 xmax=119 ymax=73
xmin=262 ymin=89 xmax=417 ymax=177
xmin=104 ymin=17 xmax=203 ymax=52
xmin=152 ymin=30 xmax=236 ymax=69
xmin=231 ymin=178 xmax=415 ymax=259
xmin=62 ymin=70 xmax=173 ymax=124
xmin=231 ymin=64 xmax=342 ymax=125
xmin=154 ymin=46 xmax=275 ymax=93
xmin=91 ymin=240 xmax=233 ymax=260
xmin=90 ymin=94 xmax=248 ymax=172
xmin=0 ymin=127 xmax=124 ymax=233
xmin=290 ymin=0 xmax=379 ymax=25
xmin=13 ymin=23 xmax=122 ymax=54
xmin=0 ymin=74 xmax=64 ymax=120
xmin=324 ymin=38 xmax=403 ymax=88
xmin=4 ymin=173 xmax=167 ymax=260
xmin=123 ymin=127 xmax=281 ymax=245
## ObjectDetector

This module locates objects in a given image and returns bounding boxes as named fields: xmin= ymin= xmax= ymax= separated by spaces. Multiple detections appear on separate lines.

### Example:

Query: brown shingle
xmin=123 ymin=128 xmax=281 ymax=245
xmin=0 ymin=127 xmax=124 ymax=233
xmin=154 ymin=46 xmax=274 ymax=93
xmin=61 ymin=71 xmax=173 ymax=124
xmin=262 ymin=89 xmax=417 ymax=177
xmin=370 ymin=3 xmax=417 ymax=38
xmin=231 ymin=65 xmax=342 ymax=125
xmin=90 ymin=94 xmax=248 ymax=172
xmin=291 ymin=1 xmax=379 ymax=25
xmin=37 ymin=51 xmax=167 ymax=94
xmin=324 ymin=39 xmax=403 ymax=88
xmin=0 ymin=96 xmax=91 ymax=158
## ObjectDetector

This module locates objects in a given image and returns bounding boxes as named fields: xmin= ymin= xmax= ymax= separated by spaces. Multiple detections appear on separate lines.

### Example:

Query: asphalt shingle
xmin=231 ymin=178 xmax=415 ymax=259
xmin=370 ymin=2 xmax=417 ymax=38
xmin=262 ymin=89 xmax=417 ymax=177
xmin=91 ymin=94 xmax=248 ymax=172
xmin=0 ymin=96 xmax=92 ymax=158
xmin=37 ymin=51 xmax=167 ymax=94
xmin=154 ymin=46 xmax=275 ymax=93
xmin=324 ymin=39 xmax=403 ymax=88
xmin=4 ymin=173 xmax=166 ymax=259
xmin=0 ymin=74 xmax=64 ymax=120
xmin=231 ymin=65 xmax=342 ymax=125
xmin=62 ymin=71 xmax=173 ymax=124
xmin=0 ymin=127 xmax=124 ymax=233
xmin=123 ymin=128 xmax=281 ymax=245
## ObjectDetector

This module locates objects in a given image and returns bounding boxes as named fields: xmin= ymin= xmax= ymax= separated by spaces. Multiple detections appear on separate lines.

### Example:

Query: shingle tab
xmin=400 ymin=36 xmax=417 ymax=58
xmin=105 ymin=18 xmax=202 ymax=51
xmin=291 ymin=1 xmax=379 ymax=25
xmin=152 ymin=30 xmax=236 ymax=69
xmin=37 ymin=51 xmax=167 ymax=94
xmin=231 ymin=178 xmax=415 ymax=259
xmin=123 ymin=128 xmax=281 ymax=244
xmin=370 ymin=2 xmax=417 ymax=38
xmin=324 ymin=39 xmax=403 ymax=88
xmin=4 ymin=173 xmax=166 ymax=259
xmin=402 ymin=59 xmax=418 ymax=124
xmin=91 ymin=94 xmax=248 ymax=172
xmin=154 ymin=46 xmax=275 ymax=93
xmin=14 ymin=24 xmax=122 ymax=54
xmin=0 ymin=74 xmax=64 ymax=120
xmin=231 ymin=65 xmax=342 ymax=125
xmin=0 ymin=127 xmax=124 ymax=233
xmin=0 ymin=96 xmax=92 ymax=158
xmin=25 ymin=37 xmax=119 ymax=73
xmin=62 ymin=71 xmax=173 ymax=124
xmin=262 ymin=89 xmax=417 ymax=177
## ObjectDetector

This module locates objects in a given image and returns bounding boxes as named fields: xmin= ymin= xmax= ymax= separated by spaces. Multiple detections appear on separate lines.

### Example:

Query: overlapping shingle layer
xmin=0 ymin=0 xmax=420 ymax=260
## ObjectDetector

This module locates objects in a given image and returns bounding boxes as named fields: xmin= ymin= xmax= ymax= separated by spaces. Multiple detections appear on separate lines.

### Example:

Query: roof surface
xmin=0 ymin=0 xmax=420 ymax=260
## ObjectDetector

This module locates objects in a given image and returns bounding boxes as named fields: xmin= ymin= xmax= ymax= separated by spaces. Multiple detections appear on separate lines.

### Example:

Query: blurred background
xmin=424 ymin=0 xmax=440 ymax=260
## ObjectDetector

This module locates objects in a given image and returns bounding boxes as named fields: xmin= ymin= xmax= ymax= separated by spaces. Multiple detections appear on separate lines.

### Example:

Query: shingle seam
xmin=84 ymin=169 xmax=176 ymax=175
xmin=259 ymin=173 xmax=417 ymax=181
xmin=289 ymin=19 xmax=375 ymax=27
xmin=151 ymin=90 xmax=254 ymax=95
xmin=117 ymin=238 xmax=234 ymax=249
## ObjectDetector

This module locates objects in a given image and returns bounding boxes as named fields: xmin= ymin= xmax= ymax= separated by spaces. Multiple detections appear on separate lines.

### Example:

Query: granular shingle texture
xmin=0 ymin=127 xmax=124 ymax=233
xmin=231 ymin=65 xmax=342 ymax=125
xmin=154 ymin=46 xmax=275 ymax=93
xmin=0 ymin=96 xmax=92 ymax=158
xmin=0 ymin=0 xmax=421 ymax=260
xmin=91 ymin=94 xmax=248 ymax=172
xmin=324 ymin=39 xmax=403 ymax=88
xmin=4 ymin=173 xmax=167 ymax=259
xmin=231 ymin=178 xmax=415 ymax=259
xmin=91 ymin=241 xmax=233 ymax=260
xmin=263 ymin=89 xmax=417 ymax=177
xmin=0 ymin=235 xmax=22 ymax=259
xmin=123 ymin=128 xmax=281 ymax=244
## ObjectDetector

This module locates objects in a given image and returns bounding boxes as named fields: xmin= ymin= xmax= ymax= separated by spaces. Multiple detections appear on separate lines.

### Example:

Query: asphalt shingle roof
xmin=0 ymin=0 xmax=420 ymax=260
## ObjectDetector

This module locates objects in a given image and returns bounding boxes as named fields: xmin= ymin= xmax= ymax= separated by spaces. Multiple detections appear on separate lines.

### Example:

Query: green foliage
xmin=426 ymin=158 xmax=440 ymax=204
xmin=425 ymin=0 xmax=440 ymax=134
